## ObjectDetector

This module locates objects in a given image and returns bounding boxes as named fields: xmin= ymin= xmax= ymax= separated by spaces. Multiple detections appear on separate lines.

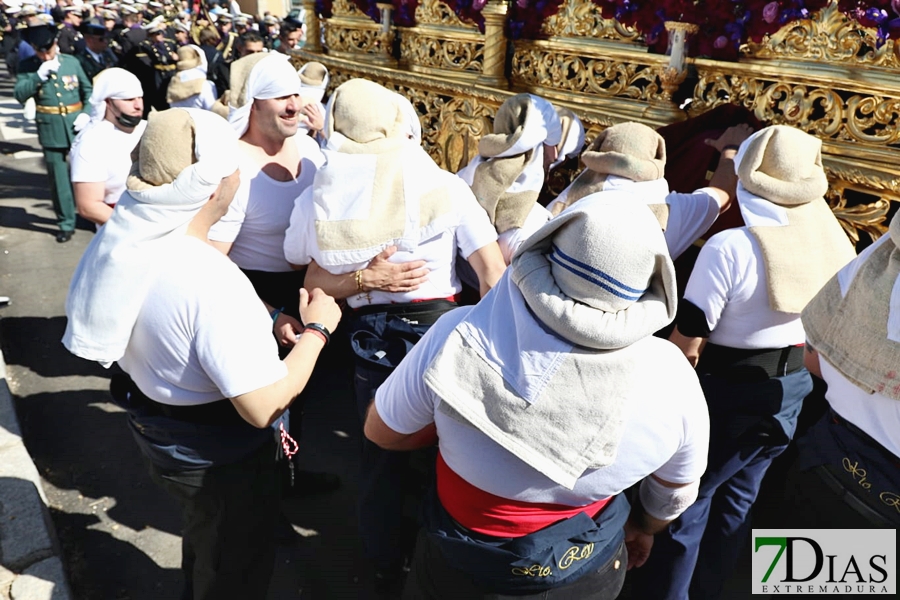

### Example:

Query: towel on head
xmin=228 ymin=52 xmax=300 ymax=137
xmin=457 ymin=94 xmax=561 ymax=233
xmin=312 ymin=79 xmax=454 ymax=267
xmin=63 ymin=109 xmax=240 ymax=365
xmin=734 ymin=125 xmax=855 ymax=313
xmin=803 ymin=212 xmax=900 ymax=400
xmin=297 ymin=61 xmax=329 ymax=103
xmin=424 ymin=195 xmax=680 ymax=489
xmin=550 ymin=122 xmax=669 ymax=228
xmin=166 ymin=45 xmax=208 ymax=104
xmin=549 ymin=106 xmax=585 ymax=171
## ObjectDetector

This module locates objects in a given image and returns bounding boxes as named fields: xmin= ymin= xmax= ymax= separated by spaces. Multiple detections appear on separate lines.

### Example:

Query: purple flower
xmin=517 ymin=0 xmax=528 ymax=8
xmin=714 ymin=35 xmax=728 ymax=49
xmin=472 ymin=0 xmax=485 ymax=9
xmin=763 ymin=2 xmax=779 ymax=24
xmin=893 ymin=0 xmax=900 ymax=18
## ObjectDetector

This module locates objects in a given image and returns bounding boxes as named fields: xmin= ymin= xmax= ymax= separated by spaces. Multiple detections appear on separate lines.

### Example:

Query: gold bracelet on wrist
xmin=355 ymin=269 xmax=364 ymax=292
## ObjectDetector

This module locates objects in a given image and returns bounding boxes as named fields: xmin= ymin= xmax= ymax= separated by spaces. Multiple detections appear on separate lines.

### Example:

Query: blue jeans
xmin=633 ymin=368 xmax=812 ymax=600
xmin=350 ymin=307 xmax=444 ymax=572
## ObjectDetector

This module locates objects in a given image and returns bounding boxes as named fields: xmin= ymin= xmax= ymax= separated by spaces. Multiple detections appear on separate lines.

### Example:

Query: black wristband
xmin=303 ymin=323 xmax=331 ymax=346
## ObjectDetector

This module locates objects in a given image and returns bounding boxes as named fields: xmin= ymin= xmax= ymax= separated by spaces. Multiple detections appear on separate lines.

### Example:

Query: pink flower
xmin=473 ymin=0 xmax=486 ymax=8
xmin=714 ymin=35 xmax=728 ymax=49
xmin=516 ymin=0 xmax=528 ymax=8
xmin=762 ymin=2 xmax=779 ymax=24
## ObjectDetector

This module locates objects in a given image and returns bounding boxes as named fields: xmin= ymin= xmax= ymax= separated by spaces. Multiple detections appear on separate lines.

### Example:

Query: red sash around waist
xmin=435 ymin=452 xmax=612 ymax=538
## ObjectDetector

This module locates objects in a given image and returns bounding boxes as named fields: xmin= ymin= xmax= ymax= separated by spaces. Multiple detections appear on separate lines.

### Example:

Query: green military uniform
xmin=15 ymin=53 xmax=92 ymax=237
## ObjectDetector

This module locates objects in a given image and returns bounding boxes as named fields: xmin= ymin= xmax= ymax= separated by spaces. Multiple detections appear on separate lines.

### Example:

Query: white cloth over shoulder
xmin=63 ymin=109 xmax=240 ymax=366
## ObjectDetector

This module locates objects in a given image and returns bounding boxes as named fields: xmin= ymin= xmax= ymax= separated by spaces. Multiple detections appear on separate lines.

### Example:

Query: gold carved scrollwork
xmin=690 ymin=73 xmax=900 ymax=148
xmin=429 ymin=96 xmax=496 ymax=173
xmin=331 ymin=0 xmax=364 ymax=17
xmin=415 ymin=0 xmax=471 ymax=27
xmin=323 ymin=25 xmax=392 ymax=56
xmin=398 ymin=0 xmax=484 ymax=80
xmin=744 ymin=2 xmax=900 ymax=70
xmin=512 ymin=46 xmax=663 ymax=102
xmin=541 ymin=0 xmax=640 ymax=42
xmin=400 ymin=31 xmax=483 ymax=75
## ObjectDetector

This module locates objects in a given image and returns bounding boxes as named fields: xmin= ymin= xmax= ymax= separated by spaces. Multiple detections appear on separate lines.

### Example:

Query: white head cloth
xmin=86 ymin=67 xmax=144 ymax=123
xmin=396 ymin=93 xmax=421 ymax=144
xmin=228 ymin=53 xmax=301 ymax=137
xmin=549 ymin=108 xmax=585 ymax=170
xmin=63 ymin=109 xmax=240 ymax=366
xmin=297 ymin=61 xmax=329 ymax=104
xmin=176 ymin=44 xmax=208 ymax=81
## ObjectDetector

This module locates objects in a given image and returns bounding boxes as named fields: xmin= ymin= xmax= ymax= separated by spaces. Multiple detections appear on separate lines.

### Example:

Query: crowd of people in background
xmin=3 ymin=3 xmax=899 ymax=599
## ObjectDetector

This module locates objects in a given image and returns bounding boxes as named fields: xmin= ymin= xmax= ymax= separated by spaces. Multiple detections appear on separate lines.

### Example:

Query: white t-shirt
xmin=684 ymin=227 xmax=805 ymax=349
xmin=375 ymin=307 xmax=710 ymax=506
xmin=69 ymin=119 xmax=147 ymax=207
xmin=168 ymin=80 xmax=218 ymax=111
xmin=118 ymin=237 xmax=287 ymax=406
xmin=208 ymin=134 xmax=325 ymax=272
xmin=283 ymin=173 xmax=498 ymax=308
xmin=814 ymin=234 xmax=900 ymax=458
xmin=498 ymin=203 xmax=551 ymax=264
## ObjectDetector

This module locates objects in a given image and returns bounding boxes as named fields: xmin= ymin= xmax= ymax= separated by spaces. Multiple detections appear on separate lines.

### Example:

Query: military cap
xmin=22 ymin=23 xmax=58 ymax=50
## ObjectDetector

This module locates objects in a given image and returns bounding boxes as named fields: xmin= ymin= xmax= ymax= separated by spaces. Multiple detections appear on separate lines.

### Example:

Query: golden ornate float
xmin=295 ymin=0 xmax=900 ymax=244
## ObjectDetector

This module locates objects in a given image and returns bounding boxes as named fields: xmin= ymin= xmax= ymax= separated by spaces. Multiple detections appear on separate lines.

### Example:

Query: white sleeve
xmin=193 ymin=273 xmax=288 ymax=398
xmin=69 ymin=136 xmax=107 ymax=183
xmin=650 ymin=387 xmax=710 ymax=484
xmin=663 ymin=189 xmax=720 ymax=259
xmin=452 ymin=180 xmax=499 ymax=259
xmin=200 ymin=81 xmax=218 ymax=110
xmin=683 ymin=232 xmax=737 ymax=332
xmin=283 ymin=187 xmax=318 ymax=266
xmin=208 ymin=180 xmax=249 ymax=243
xmin=498 ymin=204 xmax=551 ymax=263
xmin=374 ymin=309 xmax=470 ymax=433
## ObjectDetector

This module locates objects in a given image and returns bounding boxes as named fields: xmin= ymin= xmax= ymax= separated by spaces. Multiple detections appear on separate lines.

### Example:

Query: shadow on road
xmin=0 ymin=316 xmax=109 ymax=379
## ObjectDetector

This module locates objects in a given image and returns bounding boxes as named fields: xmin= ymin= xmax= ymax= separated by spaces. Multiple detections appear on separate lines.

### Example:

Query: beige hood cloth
xmin=550 ymin=122 xmax=670 ymax=229
xmin=802 ymin=212 xmax=900 ymax=400
xmin=457 ymin=94 xmax=561 ymax=233
xmin=312 ymin=78 xmax=454 ymax=268
xmin=734 ymin=126 xmax=855 ymax=314
xmin=424 ymin=195 xmax=682 ymax=489
xmin=166 ymin=44 xmax=208 ymax=104
xmin=62 ymin=108 xmax=240 ymax=366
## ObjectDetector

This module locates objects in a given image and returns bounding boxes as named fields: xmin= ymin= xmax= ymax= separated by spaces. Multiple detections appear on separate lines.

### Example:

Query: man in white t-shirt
xmin=365 ymin=197 xmax=709 ymax=598
xmin=284 ymin=78 xmax=507 ymax=592
xmin=547 ymin=122 xmax=753 ymax=260
xmin=69 ymin=67 xmax=146 ymax=226
xmin=63 ymin=108 xmax=342 ymax=600
xmin=639 ymin=126 xmax=856 ymax=600
xmin=794 ymin=212 xmax=900 ymax=527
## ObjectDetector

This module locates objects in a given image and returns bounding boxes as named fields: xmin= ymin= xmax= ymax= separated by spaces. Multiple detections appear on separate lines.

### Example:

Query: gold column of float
xmin=476 ymin=0 xmax=508 ymax=89
xmin=302 ymin=0 xmax=322 ymax=53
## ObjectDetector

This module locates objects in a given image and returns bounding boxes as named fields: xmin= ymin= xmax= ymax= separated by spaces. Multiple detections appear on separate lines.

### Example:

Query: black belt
xmin=698 ymin=343 xmax=804 ymax=381
xmin=351 ymin=299 xmax=458 ymax=327
xmin=110 ymin=373 xmax=245 ymax=427
xmin=814 ymin=466 xmax=895 ymax=528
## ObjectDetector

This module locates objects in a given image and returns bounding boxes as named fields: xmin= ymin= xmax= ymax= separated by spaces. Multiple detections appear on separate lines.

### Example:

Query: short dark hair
xmin=279 ymin=20 xmax=300 ymax=38
xmin=239 ymin=30 xmax=263 ymax=45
